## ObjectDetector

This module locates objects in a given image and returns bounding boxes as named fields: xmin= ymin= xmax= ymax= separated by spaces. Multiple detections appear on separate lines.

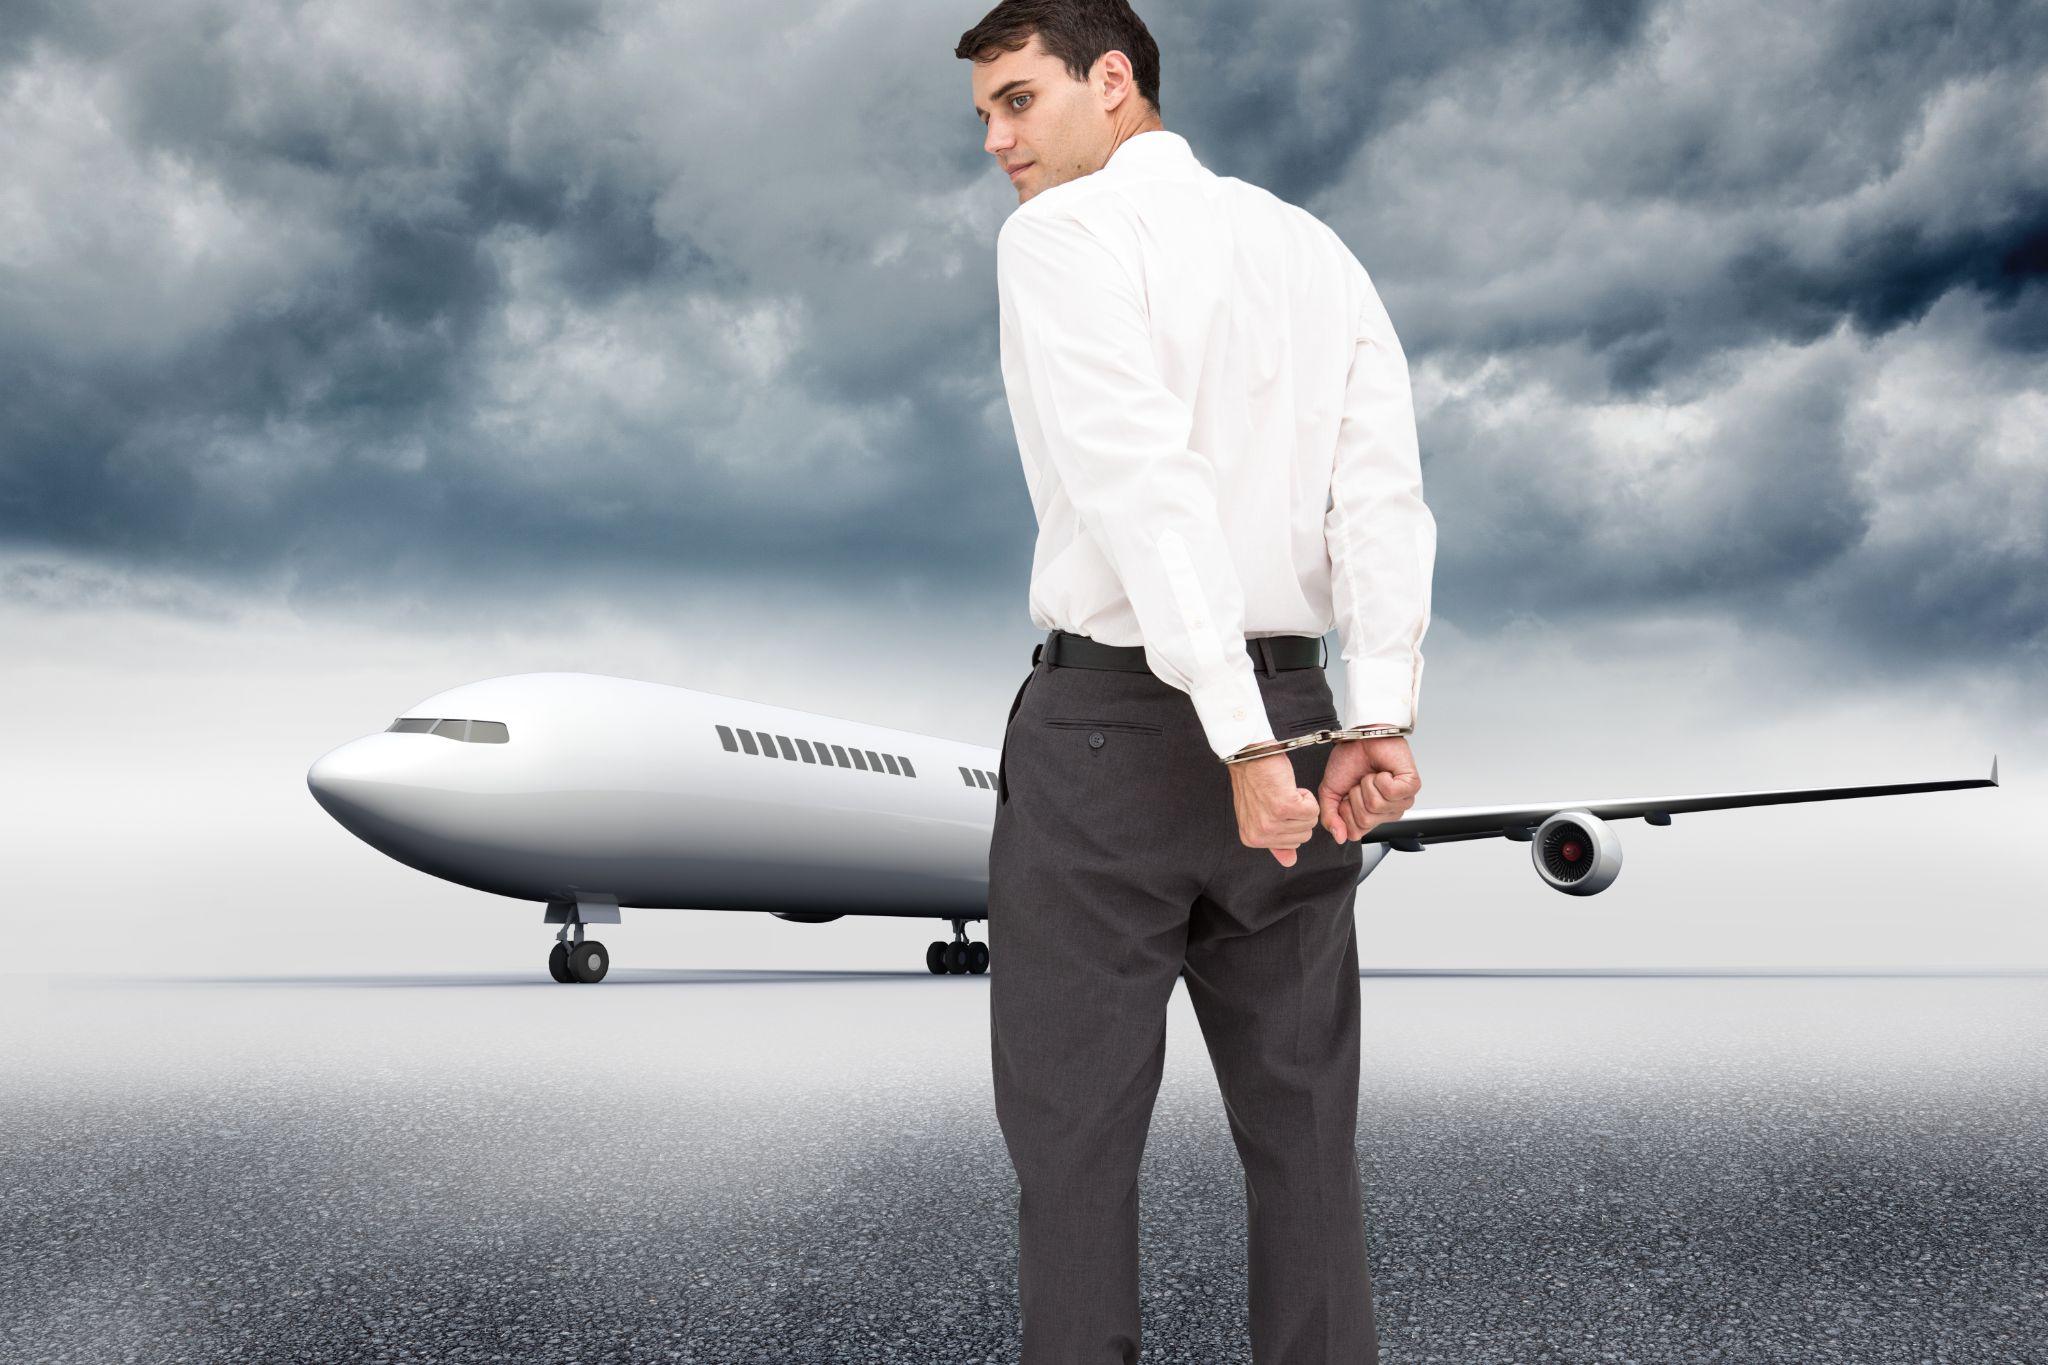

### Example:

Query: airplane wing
xmin=1364 ymin=755 xmax=2001 ymax=851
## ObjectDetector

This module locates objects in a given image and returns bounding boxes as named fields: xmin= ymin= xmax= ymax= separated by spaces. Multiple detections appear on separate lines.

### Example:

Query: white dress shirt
xmin=995 ymin=128 xmax=1437 ymax=761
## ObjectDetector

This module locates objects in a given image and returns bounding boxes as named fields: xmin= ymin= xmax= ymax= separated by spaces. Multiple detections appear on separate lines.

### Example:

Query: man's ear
xmin=1095 ymin=48 xmax=1134 ymax=112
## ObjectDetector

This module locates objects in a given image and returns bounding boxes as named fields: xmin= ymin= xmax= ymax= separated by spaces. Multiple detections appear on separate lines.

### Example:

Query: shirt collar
xmin=1104 ymin=128 xmax=1196 ymax=174
xmin=1008 ymin=129 xmax=1198 ymax=221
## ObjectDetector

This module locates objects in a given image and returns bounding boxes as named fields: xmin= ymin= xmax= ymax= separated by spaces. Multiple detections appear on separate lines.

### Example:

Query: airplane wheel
xmin=942 ymin=942 xmax=967 ymax=973
xmin=548 ymin=943 xmax=575 ymax=983
xmin=968 ymin=942 xmax=990 ymax=974
xmin=926 ymin=941 xmax=948 ymax=974
xmin=570 ymin=940 xmax=610 ymax=984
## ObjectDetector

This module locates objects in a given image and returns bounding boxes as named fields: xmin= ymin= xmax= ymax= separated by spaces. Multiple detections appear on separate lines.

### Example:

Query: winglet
xmin=1991 ymin=754 xmax=1999 ymax=786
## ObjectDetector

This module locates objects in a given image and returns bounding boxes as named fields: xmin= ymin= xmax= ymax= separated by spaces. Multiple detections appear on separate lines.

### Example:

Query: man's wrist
xmin=1194 ymin=664 xmax=1274 ymax=761
xmin=1342 ymin=661 xmax=1417 ymax=734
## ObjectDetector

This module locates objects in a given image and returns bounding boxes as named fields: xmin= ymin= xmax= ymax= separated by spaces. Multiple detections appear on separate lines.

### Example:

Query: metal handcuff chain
xmin=1222 ymin=724 xmax=1412 ymax=765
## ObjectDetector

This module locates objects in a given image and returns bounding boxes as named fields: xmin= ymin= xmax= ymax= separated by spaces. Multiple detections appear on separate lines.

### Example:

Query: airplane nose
xmin=307 ymin=737 xmax=392 ymax=818
xmin=308 ymin=730 xmax=464 ymax=859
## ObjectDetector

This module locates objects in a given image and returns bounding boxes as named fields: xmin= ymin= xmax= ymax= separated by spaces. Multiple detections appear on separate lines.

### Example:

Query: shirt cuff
xmin=1188 ymin=658 xmax=1277 ymax=761
xmin=1342 ymin=658 xmax=1419 ymax=732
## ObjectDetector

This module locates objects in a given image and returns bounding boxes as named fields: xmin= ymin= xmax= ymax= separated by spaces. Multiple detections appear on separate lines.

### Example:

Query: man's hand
xmin=1318 ymin=734 xmax=1421 ymax=842
xmin=1227 ymin=752 xmax=1321 ymax=867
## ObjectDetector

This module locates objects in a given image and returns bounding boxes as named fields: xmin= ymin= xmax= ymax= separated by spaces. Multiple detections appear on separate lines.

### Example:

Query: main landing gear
xmin=927 ymin=918 xmax=989 ymax=975
xmin=545 ymin=895 xmax=620 ymax=984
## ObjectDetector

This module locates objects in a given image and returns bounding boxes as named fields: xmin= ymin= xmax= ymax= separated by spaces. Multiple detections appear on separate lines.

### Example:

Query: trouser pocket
xmin=997 ymin=667 xmax=1037 ymax=805
xmin=1042 ymin=718 xmax=1164 ymax=735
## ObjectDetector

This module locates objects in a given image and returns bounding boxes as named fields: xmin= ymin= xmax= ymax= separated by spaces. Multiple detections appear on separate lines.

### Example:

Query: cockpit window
xmin=386 ymin=717 xmax=510 ymax=744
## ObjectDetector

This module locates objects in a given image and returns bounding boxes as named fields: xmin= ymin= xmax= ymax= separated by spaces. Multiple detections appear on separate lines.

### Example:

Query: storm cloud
xmin=1 ymin=0 xmax=2043 ymax=685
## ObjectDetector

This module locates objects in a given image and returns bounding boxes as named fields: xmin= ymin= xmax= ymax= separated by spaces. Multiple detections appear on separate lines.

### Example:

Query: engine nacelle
xmin=1531 ymin=809 xmax=1623 ymax=895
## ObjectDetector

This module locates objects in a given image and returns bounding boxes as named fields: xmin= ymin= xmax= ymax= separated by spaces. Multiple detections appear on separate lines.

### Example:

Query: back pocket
xmin=1044 ymin=718 xmax=1164 ymax=735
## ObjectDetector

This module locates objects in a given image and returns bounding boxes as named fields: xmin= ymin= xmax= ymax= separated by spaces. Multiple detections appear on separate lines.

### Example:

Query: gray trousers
xmin=988 ymin=643 xmax=1378 ymax=1364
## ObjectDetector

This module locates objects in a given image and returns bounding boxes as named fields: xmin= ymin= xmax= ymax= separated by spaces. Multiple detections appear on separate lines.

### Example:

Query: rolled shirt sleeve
xmin=1325 ymin=256 xmax=1437 ymax=732
xmin=997 ymin=209 xmax=1275 ymax=761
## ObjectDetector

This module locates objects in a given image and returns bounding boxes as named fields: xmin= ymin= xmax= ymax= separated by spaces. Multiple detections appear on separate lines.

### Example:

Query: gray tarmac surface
xmin=0 ymin=970 xmax=2042 ymax=1364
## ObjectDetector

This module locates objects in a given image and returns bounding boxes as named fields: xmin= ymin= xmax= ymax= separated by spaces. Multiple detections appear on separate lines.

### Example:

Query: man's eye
xmin=1011 ymin=94 xmax=1029 ymax=111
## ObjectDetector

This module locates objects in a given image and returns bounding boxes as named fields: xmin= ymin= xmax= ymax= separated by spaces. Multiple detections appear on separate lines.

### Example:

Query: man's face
xmin=970 ymin=32 xmax=1112 ymax=204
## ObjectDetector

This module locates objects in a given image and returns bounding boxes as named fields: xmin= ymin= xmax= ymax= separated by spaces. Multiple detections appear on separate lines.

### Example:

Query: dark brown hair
xmin=954 ymin=0 xmax=1163 ymax=119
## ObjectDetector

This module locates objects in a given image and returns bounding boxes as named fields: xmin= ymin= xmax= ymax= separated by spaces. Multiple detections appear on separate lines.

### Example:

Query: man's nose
xmin=984 ymin=124 xmax=1013 ymax=158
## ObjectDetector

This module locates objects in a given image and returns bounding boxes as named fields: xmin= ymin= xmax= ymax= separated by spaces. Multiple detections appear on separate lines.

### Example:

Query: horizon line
xmin=6 ymin=964 xmax=2045 ymax=985
xmin=1356 ymin=965 xmax=2048 ymax=977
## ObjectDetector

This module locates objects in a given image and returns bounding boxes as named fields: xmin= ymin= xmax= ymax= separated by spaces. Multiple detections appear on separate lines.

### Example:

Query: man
xmin=958 ymin=2 xmax=1436 ymax=1361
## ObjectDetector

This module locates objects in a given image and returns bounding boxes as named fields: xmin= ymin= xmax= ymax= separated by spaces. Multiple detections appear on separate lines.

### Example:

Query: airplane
xmin=305 ymin=671 xmax=2001 ymax=984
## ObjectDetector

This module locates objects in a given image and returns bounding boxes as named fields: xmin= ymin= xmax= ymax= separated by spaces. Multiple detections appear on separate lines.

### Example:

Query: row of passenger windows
xmin=959 ymin=766 xmax=997 ymax=790
xmin=715 ymin=725 xmax=916 ymax=778
xmin=387 ymin=717 xmax=512 ymax=744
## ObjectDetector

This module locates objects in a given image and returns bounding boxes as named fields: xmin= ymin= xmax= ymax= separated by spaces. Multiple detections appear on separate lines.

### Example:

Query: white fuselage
xmin=307 ymin=672 xmax=1004 ymax=917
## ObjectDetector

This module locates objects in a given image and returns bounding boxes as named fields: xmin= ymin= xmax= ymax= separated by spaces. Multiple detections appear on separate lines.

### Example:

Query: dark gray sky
xmin=2 ymin=0 xmax=2043 ymax=971
xmin=4 ymin=0 xmax=2044 ymax=679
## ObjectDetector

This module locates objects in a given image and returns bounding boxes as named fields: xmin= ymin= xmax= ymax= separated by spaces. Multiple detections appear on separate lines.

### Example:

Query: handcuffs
xmin=1223 ymin=723 xmax=1411 ymax=765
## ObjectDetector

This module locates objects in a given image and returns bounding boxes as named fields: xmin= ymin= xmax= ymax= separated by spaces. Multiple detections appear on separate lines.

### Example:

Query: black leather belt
xmin=1034 ymin=628 xmax=1326 ymax=677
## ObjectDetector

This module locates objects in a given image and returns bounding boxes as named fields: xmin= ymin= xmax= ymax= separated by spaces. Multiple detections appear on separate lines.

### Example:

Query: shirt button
xmin=1088 ymin=731 xmax=1105 ymax=749
xmin=1232 ymin=707 xmax=1246 ymax=720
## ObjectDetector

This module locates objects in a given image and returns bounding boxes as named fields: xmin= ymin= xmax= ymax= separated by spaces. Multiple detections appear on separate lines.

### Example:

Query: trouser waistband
xmin=1033 ymin=628 xmax=1326 ymax=678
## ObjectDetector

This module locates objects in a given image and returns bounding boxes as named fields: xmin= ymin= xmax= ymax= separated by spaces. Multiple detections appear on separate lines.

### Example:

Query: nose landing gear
xmin=927 ymin=918 xmax=989 ymax=975
xmin=548 ymin=937 xmax=609 ymax=984
xmin=545 ymin=895 xmax=619 ymax=983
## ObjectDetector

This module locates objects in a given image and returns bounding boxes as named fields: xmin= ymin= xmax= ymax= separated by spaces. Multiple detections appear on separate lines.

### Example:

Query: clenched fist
xmin=1227 ymin=752 xmax=1323 ymax=867
xmin=1317 ymin=734 xmax=1421 ymax=842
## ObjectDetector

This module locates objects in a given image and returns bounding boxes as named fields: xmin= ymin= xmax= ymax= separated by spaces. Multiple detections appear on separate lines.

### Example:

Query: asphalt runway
xmin=1 ymin=970 xmax=2041 ymax=1364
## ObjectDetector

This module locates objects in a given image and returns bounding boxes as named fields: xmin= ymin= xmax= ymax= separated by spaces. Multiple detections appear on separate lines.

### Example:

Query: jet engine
xmin=1531 ymin=809 xmax=1623 ymax=895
